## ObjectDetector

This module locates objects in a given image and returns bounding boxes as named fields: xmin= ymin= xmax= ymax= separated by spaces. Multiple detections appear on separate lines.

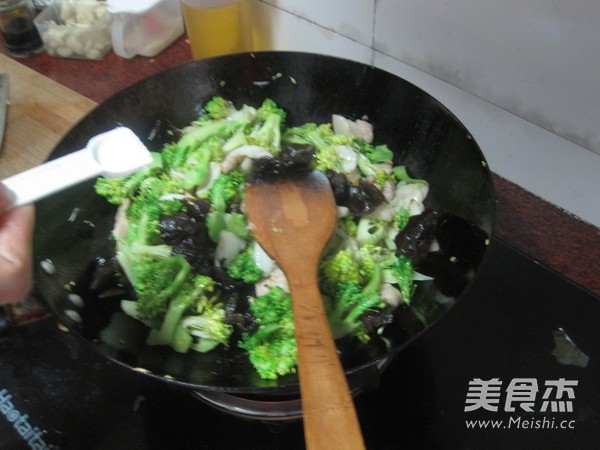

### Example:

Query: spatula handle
xmin=1 ymin=127 xmax=152 ymax=209
xmin=288 ymin=274 xmax=366 ymax=450
xmin=2 ymin=149 xmax=101 ymax=208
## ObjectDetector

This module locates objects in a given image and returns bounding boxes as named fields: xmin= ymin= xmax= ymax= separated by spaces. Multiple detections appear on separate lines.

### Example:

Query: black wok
xmin=33 ymin=52 xmax=495 ymax=400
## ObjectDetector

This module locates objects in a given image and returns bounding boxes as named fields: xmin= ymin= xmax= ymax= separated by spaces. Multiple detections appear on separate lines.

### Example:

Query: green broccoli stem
xmin=191 ymin=339 xmax=220 ymax=353
xmin=206 ymin=211 xmax=226 ymax=243
xmin=152 ymin=293 xmax=194 ymax=349
xmin=182 ymin=148 xmax=211 ymax=190
xmin=224 ymin=213 xmax=249 ymax=240
xmin=177 ymin=120 xmax=242 ymax=155
xmin=393 ymin=165 xmax=427 ymax=185
xmin=172 ymin=323 xmax=193 ymax=352
xmin=223 ymin=128 xmax=248 ymax=152
xmin=252 ymin=322 xmax=280 ymax=342
xmin=157 ymin=257 xmax=192 ymax=300
xmin=253 ymin=114 xmax=282 ymax=151
xmin=362 ymin=263 xmax=383 ymax=294
xmin=356 ymin=217 xmax=387 ymax=245
xmin=123 ymin=152 xmax=163 ymax=189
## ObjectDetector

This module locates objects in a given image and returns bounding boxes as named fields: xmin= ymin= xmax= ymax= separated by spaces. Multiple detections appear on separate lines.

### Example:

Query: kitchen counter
xmin=1 ymin=38 xmax=599 ymax=297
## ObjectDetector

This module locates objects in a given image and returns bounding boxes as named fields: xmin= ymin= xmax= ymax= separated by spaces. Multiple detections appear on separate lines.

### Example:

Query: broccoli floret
xmin=356 ymin=153 xmax=392 ymax=185
xmin=349 ymin=139 xmax=394 ymax=184
xmin=255 ymin=98 xmax=286 ymax=123
xmin=319 ymin=249 xmax=361 ymax=296
xmin=222 ymin=127 xmax=249 ymax=153
xmin=120 ymin=232 xmax=233 ymax=353
xmin=392 ymin=165 xmax=427 ymax=185
xmin=205 ymin=171 xmax=246 ymax=242
xmin=314 ymin=145 xmax=343 ymax=172
xmin=356 ymin=141 xmax=394 ymax=164
xmin=382 ymin=255 xmax=415 ymax=303
xmin=394 ymin=206 xmax=411 ymax=232
xmin=160 ymin=142 xmax=188 ymax=170
xmin=202 ymin=96 xmax=238 ymax=120
xmin=327 ymin=283 xmax=385 ymax=343
xmin=357 ymin=244 xmax=386 ymax=293
xmin=226 ymin=244 xmax=264 ymax=283
xmin=129 ymin=255 xmax=191 ymax=321
xmin=205 ymin=212 xmax=226 ymax=244
xmin=146 ymin=274 xmax=231 ymax=353
xmin=320 ymin=243 xmax=390 ymax=342
xmin=284 ymin=122 xmax=350 ymax=149
xmin=176 ymin=115 xmax=248 ymax=157
xmin=137 ymin=174 xmax=182 ymax=201
xmin=122 ymin=196 xmax=172 ymax=246
xmin=206 ymin=171 xmax=245 ymax=213
xmin=160 ymin=133 xmax=225 ymax=191
xmin=239 ymin=287 xmax=297 ymax=380
xmin=181 ymin=305 xmax=233 ymax=353
xmin=320 ymin=244 xmax=390 ymax=293
xmin=248 ymin=99 xmax=287 ymax=152
xmin=338 ymin=216 xmax=359 ymax=237
xmin=224 ymin=212 xmax=249 ymax=240
xmin=380 ymin=206 xmax=412 ymax=251
xmin=177 ymin=136 xmax=224 ymax=190
xmin=282 ymin=118 xmax=392 ymax=181
xmin=356 ymin=216 xmax=387 ymax=245
xmin=114 ymin=184 xmax=193 ymax=322
xmin=148 ymin=276 xmax=202 ymax=349
xmin=94 ymin=152 xmax=163 ymax=204
xmin=282 ymin=123 xmax=350 ymax=172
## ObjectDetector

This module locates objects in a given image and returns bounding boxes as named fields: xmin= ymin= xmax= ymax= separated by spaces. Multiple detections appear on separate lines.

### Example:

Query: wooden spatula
xmin=245 ymin=170 xmax=365 ymax=450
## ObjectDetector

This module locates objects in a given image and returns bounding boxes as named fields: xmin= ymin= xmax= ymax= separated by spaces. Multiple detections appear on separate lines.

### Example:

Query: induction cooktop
xmin=1 ymin=238 xmax=599 ymax=449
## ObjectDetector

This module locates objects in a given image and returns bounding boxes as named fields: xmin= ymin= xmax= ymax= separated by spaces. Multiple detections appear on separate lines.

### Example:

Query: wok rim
xmin=33 ymin=50 xmax=497 ymax=394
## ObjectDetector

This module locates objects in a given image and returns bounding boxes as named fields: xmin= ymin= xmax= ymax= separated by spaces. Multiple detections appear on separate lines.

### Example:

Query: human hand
xmin=0 ymin=182 xmax=35 ymax=304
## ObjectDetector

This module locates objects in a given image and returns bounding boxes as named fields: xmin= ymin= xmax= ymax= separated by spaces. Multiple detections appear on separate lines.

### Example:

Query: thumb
xmin=0 ymin=182 xmax=12 ymax=211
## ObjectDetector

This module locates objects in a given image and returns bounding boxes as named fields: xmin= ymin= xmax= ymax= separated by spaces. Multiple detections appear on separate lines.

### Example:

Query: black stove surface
xmin=1 ymin=238 xmax=599 ymax=449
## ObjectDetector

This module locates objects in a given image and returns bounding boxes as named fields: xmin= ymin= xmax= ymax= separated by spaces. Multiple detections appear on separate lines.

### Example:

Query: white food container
xmin=34 ymin=0 xmax=113 ymax=60
xmin=107 ymin=0 xmax=184 ymax=58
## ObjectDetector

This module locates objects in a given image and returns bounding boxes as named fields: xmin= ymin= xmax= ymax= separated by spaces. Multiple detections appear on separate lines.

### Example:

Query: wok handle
xmin=288 ymin=271 xmax=366 ymax=450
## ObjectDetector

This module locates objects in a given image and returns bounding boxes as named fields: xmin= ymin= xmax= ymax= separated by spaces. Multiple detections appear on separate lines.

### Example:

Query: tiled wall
xmin=253 ymin=0 xmax=600 ymax=156
xmin=375 ymin=0 xmax=600 ymax=156
xmin=250 ymin=0 xmax=600 ymax=228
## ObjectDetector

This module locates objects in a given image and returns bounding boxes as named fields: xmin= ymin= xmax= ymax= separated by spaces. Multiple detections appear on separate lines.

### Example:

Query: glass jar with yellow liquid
xmin=180 ymin=0 xmax=252 ymax=60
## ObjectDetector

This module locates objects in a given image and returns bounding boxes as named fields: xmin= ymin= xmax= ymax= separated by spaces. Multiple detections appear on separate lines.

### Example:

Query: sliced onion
xmin=255 ymin=266 xmax=289 ymax=297
xmin=334 ymin=145 xmax=358 ymax=173
xmin=253 ymin=241 xmax=275 ymax=275
xmin=221 ymin=145 xmax=272 ymax=173
xmin=392 ymin=182 xmax=429 ymax=216
xmin=214 ymin=231 xmax=245 ymax=267
xmin=195 ymin=161 xmax=222 ymax=196
xmin=380 ymin=283 xmax=403 ymax=307
xmin=112 ymin=199 xmax=131 ymax=240
xmin=332 ymin=114 xmax=374 ymax=143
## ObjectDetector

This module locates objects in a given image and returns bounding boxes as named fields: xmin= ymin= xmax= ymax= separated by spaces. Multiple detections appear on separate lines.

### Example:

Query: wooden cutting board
xmin=0 ymin=54 xmax=97 ymax=179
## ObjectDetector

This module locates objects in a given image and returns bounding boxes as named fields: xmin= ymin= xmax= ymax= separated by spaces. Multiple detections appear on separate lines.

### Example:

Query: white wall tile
xmin=259 ymin=0 xmax=375 ymax=46
xmin=252 ymin=1 xmax=373 ymax=63
xmin=374 ymin=0 xmax=600 ymax=156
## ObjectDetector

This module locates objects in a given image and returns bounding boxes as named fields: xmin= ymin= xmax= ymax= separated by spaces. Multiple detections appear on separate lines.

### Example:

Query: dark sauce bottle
xmin=0 ymin=0 xmax=44 ymax=58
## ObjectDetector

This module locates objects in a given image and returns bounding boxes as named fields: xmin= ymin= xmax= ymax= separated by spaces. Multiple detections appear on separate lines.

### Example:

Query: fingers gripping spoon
xmin=245 ymin=170 xmax=366 ymax=450
xmin=1 ymin=127 xmax=153 ymax=209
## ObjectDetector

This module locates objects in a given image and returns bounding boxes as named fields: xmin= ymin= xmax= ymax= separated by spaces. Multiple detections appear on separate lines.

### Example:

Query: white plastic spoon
xmin=1 ymin=127 xmax=153 ymax=209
